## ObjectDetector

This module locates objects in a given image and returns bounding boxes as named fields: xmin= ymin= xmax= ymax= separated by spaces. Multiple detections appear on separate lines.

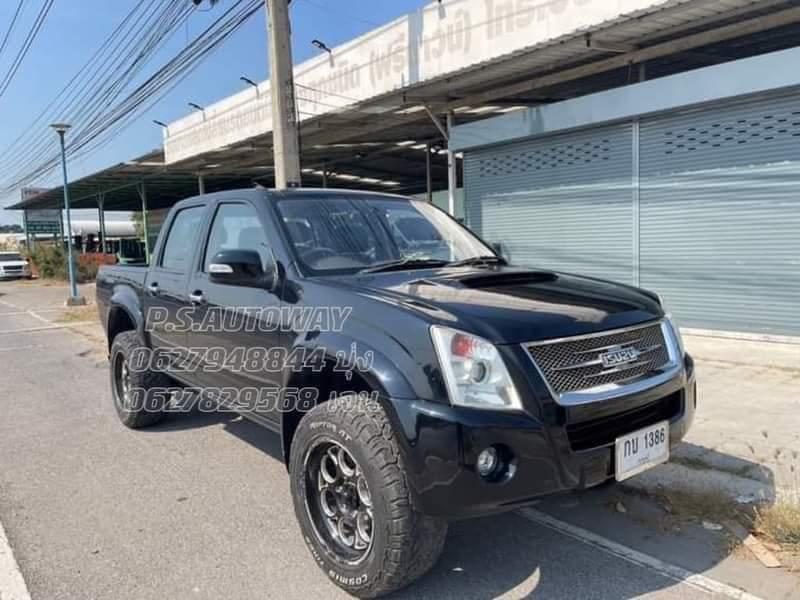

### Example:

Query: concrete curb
xmin=623 ymin=461 xmax=776 ymax=506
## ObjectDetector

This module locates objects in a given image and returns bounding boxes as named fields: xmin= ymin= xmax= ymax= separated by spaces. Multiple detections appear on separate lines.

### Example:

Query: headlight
xmin=430 ymin=326 xmax=522 ymax=411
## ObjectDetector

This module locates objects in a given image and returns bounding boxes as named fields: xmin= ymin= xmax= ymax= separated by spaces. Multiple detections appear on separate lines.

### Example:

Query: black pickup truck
xmin=97 ymin=188 xmax=695 ymax=597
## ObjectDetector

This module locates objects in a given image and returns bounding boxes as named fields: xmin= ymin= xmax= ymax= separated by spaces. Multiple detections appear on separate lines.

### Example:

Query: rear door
xmin=144 ymin=204 xmax=207 ymax=370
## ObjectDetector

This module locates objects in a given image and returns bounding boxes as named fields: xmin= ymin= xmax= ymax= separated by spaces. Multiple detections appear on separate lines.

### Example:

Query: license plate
xmin=615 ymin=421 xmax=669 ymax=481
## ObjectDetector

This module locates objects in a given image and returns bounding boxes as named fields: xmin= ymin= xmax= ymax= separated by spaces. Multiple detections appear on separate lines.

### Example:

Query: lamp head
xmin=50 ymin=123 xmax=71 ymax=134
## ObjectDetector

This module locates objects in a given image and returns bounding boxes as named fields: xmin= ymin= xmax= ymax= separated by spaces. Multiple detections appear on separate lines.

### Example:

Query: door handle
xmin=189 ymin=291 xmax=205 ymax=305
xmin=147 ymin=282 xmax=159 ymax=295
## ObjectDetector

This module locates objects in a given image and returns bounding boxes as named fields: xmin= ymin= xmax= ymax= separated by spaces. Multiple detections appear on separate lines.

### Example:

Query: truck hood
xmin=326 ymin=266 xmax=663 ymax=344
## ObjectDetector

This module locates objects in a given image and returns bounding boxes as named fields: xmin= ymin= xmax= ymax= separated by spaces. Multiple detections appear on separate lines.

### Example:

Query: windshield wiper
xmin=359 ymin=258 xmax=449 ymax=274
xmin=447 ymin=255 xmax=507 ymax=268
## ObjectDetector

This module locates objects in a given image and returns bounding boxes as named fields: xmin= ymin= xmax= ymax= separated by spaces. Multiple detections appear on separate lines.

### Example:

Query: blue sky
xmin=0 ymin=0 xmax=428 ymax=224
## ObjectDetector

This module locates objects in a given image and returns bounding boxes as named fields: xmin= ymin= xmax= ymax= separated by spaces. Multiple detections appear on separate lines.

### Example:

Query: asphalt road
xmin=0 ymin=281 xmax=795 ymax=600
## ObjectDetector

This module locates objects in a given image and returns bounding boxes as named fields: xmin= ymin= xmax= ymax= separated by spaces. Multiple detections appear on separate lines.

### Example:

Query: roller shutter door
xmin=639 ymin=92 xmax=800 ymax=336
xmin=464 ymin=123 xmax=635 ymax=284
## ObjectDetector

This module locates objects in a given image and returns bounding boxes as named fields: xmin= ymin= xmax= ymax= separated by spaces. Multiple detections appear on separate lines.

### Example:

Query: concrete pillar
xmin=426 ymin=143 xmax=433 ymax=203
xmin=97 ymin=194 xmax=106 ymax=253
xmin=23 ymin=210 xmax=31 ymax=249
xmin=138 ymin=183 xmax=151 ymax=262
xmin=198 ymin=174 xmax=205 ymax=195
xmin=446 ymin=111 xmax=456 ymax=216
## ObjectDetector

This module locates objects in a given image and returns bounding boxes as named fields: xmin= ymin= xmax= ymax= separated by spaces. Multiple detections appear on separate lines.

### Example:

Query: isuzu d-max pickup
xmin=97 ymin=188 xmax=695 ymax=597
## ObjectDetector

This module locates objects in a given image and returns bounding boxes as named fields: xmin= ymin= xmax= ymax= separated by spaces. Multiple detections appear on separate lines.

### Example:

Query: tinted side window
xmin=204 ymin=203 xmax=270 ymax=271
xmin=160 ymin=206 xmax=205 ymax=272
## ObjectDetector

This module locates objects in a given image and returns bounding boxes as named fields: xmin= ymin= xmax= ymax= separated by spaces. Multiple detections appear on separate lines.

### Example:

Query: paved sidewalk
xmin=628 ymin=334 xmax=800 ymax=505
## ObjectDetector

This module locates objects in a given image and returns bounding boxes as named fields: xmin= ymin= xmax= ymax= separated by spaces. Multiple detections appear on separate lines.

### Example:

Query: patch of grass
xmin=53 ymin=305 xmax=97 ymax=323
xmin=620 ymin=483 xmax=751 ymax=528
xmin=755 ymin=501 xmax=800 ymax=551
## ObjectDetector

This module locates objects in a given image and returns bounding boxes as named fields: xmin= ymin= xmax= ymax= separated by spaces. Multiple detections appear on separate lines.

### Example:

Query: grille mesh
xmin=527 ymin=323 xmax=670 ymax=395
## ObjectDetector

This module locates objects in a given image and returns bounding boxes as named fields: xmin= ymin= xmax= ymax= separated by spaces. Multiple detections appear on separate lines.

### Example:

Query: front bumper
xmin=388 ymin=355 xmax=696 ymax=520
xmin=0 ymin=269 xmax=30 ymax=279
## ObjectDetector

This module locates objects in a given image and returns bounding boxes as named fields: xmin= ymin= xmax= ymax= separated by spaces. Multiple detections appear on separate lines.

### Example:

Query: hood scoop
xmin=412 ymin=269 xmax=558 ymax=290
xmin=457 ymin=270 xmax=558 ymax=289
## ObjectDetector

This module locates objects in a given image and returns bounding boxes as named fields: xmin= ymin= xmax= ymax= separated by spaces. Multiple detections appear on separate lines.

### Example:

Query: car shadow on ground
xmin=149 ymin=408 xmax=777 ymax=599
xmin=150 ymin=405 xmax=286 ymax=461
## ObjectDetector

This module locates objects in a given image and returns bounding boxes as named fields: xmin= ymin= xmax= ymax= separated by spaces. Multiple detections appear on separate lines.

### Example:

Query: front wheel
xmin=289 ymin=396 xmax=447 ymax=598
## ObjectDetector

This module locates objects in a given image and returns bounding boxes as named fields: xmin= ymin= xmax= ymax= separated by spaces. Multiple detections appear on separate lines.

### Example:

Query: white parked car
xmin=0 ymin=251 xmax=32 ymax=280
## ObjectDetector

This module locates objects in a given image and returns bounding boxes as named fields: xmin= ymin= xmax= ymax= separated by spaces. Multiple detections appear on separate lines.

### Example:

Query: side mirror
xmin=491 ymin=242 xmax=505 ymax=259
xmin=208 ymin=249 xmax=276 ymax=290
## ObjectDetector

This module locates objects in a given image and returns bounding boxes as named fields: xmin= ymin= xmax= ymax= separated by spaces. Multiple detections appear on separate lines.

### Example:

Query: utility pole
xmin=266 ymin=0 xmax=301 ymax=189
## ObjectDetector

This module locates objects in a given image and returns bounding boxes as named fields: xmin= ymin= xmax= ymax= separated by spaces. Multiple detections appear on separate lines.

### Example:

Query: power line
xmin=298 ymin=0 xmax=382 ymax=28
xmin=0 ymin=0 xmax=193 ymax=185
xmin=0 ymin=0 xmax=26 ymax=61
xmin=0 ymin=0 xmax=55 ymax=99
xmin=2 ymin=0 xmax=264 ymax=194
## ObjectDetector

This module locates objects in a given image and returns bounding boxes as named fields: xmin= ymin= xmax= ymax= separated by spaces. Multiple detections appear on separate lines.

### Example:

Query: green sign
xmin=27 ymin=222 xmax=61 ymax=234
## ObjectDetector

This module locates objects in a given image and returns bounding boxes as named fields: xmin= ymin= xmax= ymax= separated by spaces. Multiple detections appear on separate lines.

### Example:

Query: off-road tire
xmin=289 ymin=395 xmax=448 ymax=598
xmin=110 ymin=331 xmax=169 ymax=429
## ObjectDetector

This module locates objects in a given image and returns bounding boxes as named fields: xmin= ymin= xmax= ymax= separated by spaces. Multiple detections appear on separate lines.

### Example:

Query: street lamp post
xmin=51 ymin=123 xmax=86 ymax=306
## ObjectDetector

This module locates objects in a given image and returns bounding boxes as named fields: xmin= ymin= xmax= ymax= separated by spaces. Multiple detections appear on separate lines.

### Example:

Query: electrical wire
xmin=1 ymin=0 xmax=264 ymax=194
xmin=0 ymin=0 xmax=26 ymax=61
xmin=297 ymin=0 xmax=382 ymax=28
xmin=0 ymin=0 xmax=55 ymax=99
xmin=0 ymin=0 xmax=180 ymax=176
xmin=0 ymin=0 xmax=195 ymax=188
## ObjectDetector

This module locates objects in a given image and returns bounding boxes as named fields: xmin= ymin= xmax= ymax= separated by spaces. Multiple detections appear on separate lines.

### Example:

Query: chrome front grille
xmin=526 ymin=322 xmax=672 ymax=396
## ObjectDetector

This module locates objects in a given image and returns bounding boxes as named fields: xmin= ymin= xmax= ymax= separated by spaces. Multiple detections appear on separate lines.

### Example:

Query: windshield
xmin=0 ymin=253 xmax=23 ymax=262
xmin=276 ymin=196 xmax=495 ymax=274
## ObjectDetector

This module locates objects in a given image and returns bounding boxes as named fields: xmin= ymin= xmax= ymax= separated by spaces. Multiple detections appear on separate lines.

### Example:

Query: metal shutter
xmin=640 ymin=91 xmax=800 ymax=336
xmin=464 ymin=123 xmax=635 ymax=284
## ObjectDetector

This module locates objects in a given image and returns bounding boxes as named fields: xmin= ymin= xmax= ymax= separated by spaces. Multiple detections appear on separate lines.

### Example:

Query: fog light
xmin=477 ymin=447 xmax=499 ymax=478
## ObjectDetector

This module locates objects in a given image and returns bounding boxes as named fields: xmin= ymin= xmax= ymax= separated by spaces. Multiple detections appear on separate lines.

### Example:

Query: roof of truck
xmin=179 ymin=187 xmax=412 ymax=204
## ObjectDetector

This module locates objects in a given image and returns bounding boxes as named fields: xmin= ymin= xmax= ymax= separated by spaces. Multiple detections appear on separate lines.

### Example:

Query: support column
xmin=197 ymin=174 xmax=205 ymax=195
xmin=446 ymin=111 xmax=456 ymax=216
xmin=138 ymin=182 xmax=151 ymax=263
xmin=632 ymin=120 xmax=641 ymax=286
xmin=426 ymin=143 xmax=433 ymax=203
xmin=322 ymin=164 xmax=328 ymax=188
xmin=97 ymin=194 xmax=106 ymax=253
xmin=23 ymin=210 xmax=31 ymax=249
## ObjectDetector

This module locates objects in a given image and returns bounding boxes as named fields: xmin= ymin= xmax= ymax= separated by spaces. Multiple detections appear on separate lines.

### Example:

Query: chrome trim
xmin=522 ymin=319 xmax=684 ymax=407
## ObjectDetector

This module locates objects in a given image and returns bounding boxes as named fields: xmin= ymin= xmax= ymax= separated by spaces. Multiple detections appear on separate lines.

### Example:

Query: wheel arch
xmin=107 ymin=300 xmax=142 ymax=351
xmin=279 ymin=334 xmax=418 ymax=468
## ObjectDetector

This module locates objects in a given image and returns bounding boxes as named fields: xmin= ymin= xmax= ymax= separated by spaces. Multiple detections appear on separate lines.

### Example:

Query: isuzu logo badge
xmin=600 ymin=346 xmax=641 ymax=368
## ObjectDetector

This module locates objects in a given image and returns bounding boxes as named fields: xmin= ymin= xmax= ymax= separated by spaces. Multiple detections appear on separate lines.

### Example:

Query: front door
xmin=185 ymin=201 xmax=286 ymax=427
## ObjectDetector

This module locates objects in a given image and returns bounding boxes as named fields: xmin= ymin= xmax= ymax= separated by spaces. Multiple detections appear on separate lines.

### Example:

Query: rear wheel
xmin=110 ymin=331 xmax=169 ymax=428
xmin=289 ymin=396 xmax=447 ymax=598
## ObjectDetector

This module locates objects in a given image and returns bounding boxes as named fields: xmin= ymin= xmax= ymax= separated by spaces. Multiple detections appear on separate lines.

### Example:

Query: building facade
xmin=452 ymin=48 xmax=800 ymax=337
